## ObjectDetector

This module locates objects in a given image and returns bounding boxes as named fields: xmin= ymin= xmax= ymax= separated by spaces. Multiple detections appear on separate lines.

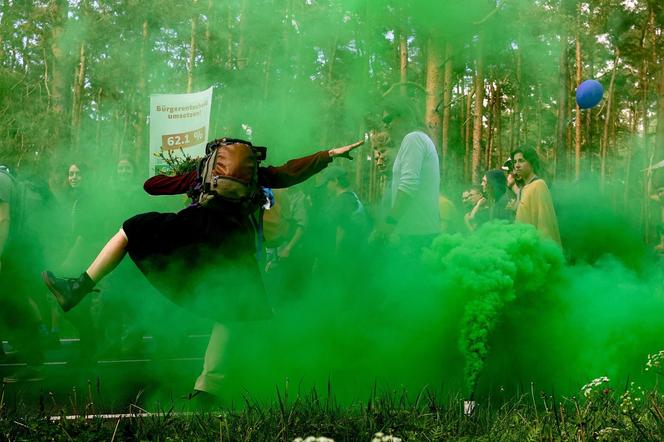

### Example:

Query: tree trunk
xmin=226 ymin=0 xmax=233 ymax=70
xmin=600 ymin=49 xmax=618 ymax=188
xmin=521 ymin=103 xmax=528 ymax=148
xmin=566 ymin=73 xmax=574 ymax=177
xmin=49 ymin=0 xmax=69 ymax=150
xmin=187 ymin=0 xmax=198 ymax=93
xmin=555 ymin=13 xmax=569 ymax=178
xmin=322 ymin=35 xmax=340 ymax=148
xmin=625 ymin=102 xmax=638 ymax=206
xmin=425 ymin=37 xmax=442 ymax=150
xmin=70 ymin=42 xmax=86 ymax=151
xmin=485 ymin=78 xmax=495 ymax=169
xmin=95 ymin=88 xmax=103 ymax=151
xmin=134 ymin=19 xmax=149 ymax=166
xmin=441 ymin=42 xmax=453 ymax=183
xmin=640 ymin=59 xmax=650 ymax=157
xmin=0 ymin=0 xmax=6 ymax=62
xmin=471 ymin=36 xmax=484 ymax=183
xmin=515 ymin=47 xmax=523 ymax=146
xmin=464 ymin=84 xmax=473 ymax=181
xmin=641 ymin=55 xmax=650 ymax=242
xmin=656 ymin=54 xmax=664 ymax=163
xmin=509 ymin=107 xmax=515 ymax=154
xmin=237 ymin=0 xmax=248 ymax=70
xmin=206 ymin=0 xmax=212 ymax=43
xmin=574 ymin=28 xmax=582 ymax=180
xmin=399 ymin=33 xmax=408 ymax=96
xmin=495 ymin=81 xmax=502 ymax=167
xmin=585 ymin=44 xmax=595 ymax=174
xmin=536 ymin=83 xmax=542 ymax=152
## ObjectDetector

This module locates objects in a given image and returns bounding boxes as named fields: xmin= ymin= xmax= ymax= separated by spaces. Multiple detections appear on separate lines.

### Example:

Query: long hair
xmin=510 ymin=146 xmax=541 ymax=174
xmin=484 ymin=169 xmax=507 ymax=201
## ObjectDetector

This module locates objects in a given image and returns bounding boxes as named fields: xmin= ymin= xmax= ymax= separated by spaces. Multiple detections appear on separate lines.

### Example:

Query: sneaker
xmin=2 ymin=366 xmax=44 ymax=384
xmin=41 ymin=271 xmax=96 ymax=312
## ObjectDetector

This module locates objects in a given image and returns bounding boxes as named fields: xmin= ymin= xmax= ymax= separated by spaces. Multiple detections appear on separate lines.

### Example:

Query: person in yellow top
xmin=511 ymin=146 xmax=562 ymax=247
xmin=438 ymin=192 xmax=458 ymax=233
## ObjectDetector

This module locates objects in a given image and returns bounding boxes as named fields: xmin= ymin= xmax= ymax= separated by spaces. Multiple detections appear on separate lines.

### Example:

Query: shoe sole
xmin=41 ymin=271 xmax=71 ymax=312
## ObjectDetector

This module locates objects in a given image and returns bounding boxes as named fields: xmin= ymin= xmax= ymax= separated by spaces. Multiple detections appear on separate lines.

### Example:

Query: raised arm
xmin=258 ymin=139 xmax=364 ymax=189
xmin=143 ymin=170 xmax=198 ymax=195
xmin=258 ymin=151 xmax=332 ymax=189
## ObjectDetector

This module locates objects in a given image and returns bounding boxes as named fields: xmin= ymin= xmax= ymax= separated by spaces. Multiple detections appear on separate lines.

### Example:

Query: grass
xmin=1 ymin=381 xmax=663 ymax=441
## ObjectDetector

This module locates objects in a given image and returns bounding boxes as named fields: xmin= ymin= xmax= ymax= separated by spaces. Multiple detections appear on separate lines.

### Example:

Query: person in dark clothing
xmin=481 ymin=169 xmax=512 ymax=222
xmin=320 ymin=166 xmax=371 ymax=259
xmin=97 ymin=156 xmax=153 ymax=356
xmin=464 ymin=185 xmax=487 ymax=232
xmin=0 ymin=165 xmax=49 ymax=382
xmin=42 ymin=139 xmax=363 ymax=323
xmin=51 ymin=161 xmax=103 ymax=357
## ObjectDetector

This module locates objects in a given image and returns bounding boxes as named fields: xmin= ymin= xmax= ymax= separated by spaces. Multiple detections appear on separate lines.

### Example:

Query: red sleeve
xmin=258 ymin=150 xmax=332 ymax=189
xmin=143 ymin=171 xmax=197 ymax=195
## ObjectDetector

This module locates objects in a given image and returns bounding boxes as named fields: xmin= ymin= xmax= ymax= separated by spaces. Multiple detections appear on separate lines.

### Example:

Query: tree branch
xmin=474 ymin=2 xmax=504 ymax=26
xmin=382 ymin=81 xmax=426 ymax=97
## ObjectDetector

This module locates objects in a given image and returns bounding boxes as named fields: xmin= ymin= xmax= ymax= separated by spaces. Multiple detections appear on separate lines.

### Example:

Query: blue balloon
xmin=576 ymin=79 xmax=604 ymax=109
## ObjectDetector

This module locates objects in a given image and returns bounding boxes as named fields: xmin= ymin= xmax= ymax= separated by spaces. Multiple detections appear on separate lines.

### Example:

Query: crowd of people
xmin=4 ymin=94 xmax=658 ymax=398
xmin=458 ymin=147 xmax=561 ymax=246
xmin=0 ymin=156 xmax=151 ymax=382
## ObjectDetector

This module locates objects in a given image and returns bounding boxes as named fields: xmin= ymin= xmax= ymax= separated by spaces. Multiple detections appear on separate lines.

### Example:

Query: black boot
xmin=41 ymin=271 xmax=97 ymax=312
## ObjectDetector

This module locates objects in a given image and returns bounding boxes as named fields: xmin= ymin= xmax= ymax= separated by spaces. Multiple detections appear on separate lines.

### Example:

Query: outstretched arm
xmin=259 ymin=139 xmax=364 ymax=189
xmin=143 ymin=170 xmax=198 ymax=195
xmin=328 ymin=139 xmax=364 ymax=159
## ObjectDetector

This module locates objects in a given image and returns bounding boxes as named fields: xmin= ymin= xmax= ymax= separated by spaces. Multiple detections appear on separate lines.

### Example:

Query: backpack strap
xmin=252 ymin=187 xmax=278 ymax=260
xmin=185 ymin=157 xmax=208 ymax=206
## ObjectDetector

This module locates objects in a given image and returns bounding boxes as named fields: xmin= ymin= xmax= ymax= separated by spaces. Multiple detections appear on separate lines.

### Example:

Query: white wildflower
xmin=294 ymin=437 xmax=334 ymax=442
xmin=596 ymin=427 xmax=621 ymax=441
xmin=581 ymin=376 xmax=610 ymax=398
xmin=372 ymin=433 xmax=401 ymax=442
xmin=645 ymin=350 xmax=664 ymax=371
xmin=619 ymin=384 xmax=644 ymax=415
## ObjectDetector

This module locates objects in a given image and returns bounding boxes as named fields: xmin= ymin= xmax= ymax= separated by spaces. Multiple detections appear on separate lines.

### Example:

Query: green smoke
xmin=1 ymin=0 xmax=663 ymax=410
xmin=426 ymin=222 xmax=565 ymax=396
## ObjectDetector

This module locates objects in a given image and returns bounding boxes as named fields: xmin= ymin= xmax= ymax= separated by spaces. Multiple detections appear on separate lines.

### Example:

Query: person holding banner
xmin=40 ymin=137 xmax=363 ymax=334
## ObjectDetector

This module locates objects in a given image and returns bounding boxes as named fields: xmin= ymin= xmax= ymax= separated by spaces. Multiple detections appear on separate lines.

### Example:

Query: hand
xmin=328 ymin=139 xmax=365 ymax=160
xmin=277 ymin=245 xmax=291 ymax=259
xmin=369 ymin=221 xmax=395 ymax=244
xmin=506 ymin=173 xmax=516 ymax=188
xmin=476 ymin=197 xmax=487 ymax=208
